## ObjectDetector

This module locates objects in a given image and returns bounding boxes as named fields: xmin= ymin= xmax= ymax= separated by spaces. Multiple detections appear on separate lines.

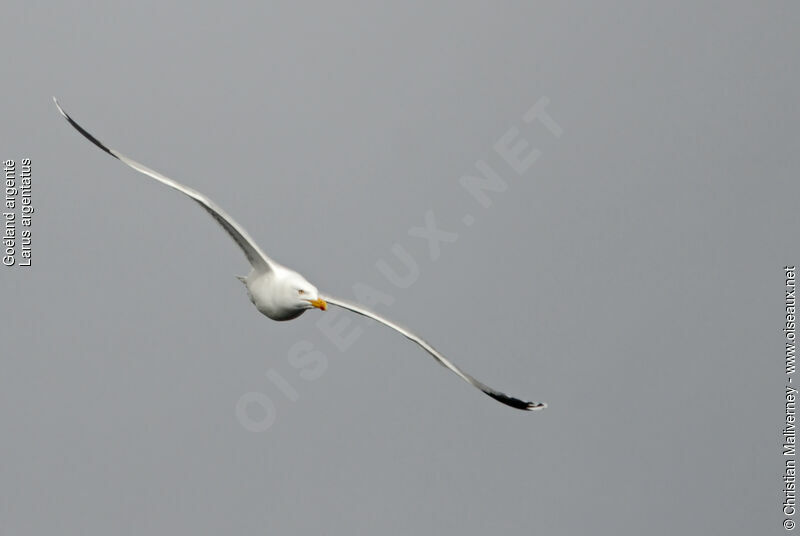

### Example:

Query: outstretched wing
xmin=54 ymin=98 xmax=276 ymax=274
xmin=323 ymin=295 xmax=547 ymax=411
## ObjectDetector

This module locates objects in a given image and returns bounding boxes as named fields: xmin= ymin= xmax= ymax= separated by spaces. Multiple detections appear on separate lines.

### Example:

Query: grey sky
xmin=1 ymin=2 xmax=797 ymax=534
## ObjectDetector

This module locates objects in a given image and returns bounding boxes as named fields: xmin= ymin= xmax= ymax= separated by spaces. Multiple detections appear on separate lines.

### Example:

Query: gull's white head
xmin=281 ymin=272 xmax=327 ymax=312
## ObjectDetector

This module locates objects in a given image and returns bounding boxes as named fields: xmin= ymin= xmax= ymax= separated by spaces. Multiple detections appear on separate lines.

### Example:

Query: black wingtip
xmin=53 ymin=98 xmax=116 ymax=158
xmin=485 ymin=391 xmax=548 ymax=411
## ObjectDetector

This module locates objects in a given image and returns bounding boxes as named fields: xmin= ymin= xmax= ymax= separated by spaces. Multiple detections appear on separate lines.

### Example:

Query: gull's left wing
xmin=323 ymin=295 xmax=547 ymax=411
xmin=53 ymin=98 xmax=277 ymax=274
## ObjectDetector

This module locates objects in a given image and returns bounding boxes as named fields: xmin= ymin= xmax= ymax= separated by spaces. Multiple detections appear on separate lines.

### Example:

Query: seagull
xmin=54 ymin=98 xmax=547 ymax=411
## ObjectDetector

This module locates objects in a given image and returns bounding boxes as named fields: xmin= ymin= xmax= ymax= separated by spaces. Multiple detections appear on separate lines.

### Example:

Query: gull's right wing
xmin=54 ymin=98 xmax=276 ymax=274
xmin=323 ymin=295 xmax=547 ymax=411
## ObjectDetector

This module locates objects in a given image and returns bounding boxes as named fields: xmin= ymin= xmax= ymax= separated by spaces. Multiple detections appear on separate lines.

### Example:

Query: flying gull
xmin=54 ymin=98 xmax=546 ymax=411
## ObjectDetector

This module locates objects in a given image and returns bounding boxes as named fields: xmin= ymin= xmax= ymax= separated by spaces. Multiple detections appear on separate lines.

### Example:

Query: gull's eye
xmin=297 ymin=289 xmax=306 ymax=295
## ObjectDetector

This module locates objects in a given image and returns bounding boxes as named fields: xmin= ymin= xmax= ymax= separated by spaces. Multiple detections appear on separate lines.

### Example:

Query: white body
xmin=242 ymin=266 xmax=315 ymax=321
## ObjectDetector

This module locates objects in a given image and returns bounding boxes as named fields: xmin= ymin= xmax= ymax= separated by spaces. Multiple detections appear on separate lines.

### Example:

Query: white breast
xmin=245 ymin=271 xmax=305 ymax=321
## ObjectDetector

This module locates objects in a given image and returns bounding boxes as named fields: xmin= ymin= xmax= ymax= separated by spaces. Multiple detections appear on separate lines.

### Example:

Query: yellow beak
xmin=309 ymin=298 xmax=327 ymax=311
